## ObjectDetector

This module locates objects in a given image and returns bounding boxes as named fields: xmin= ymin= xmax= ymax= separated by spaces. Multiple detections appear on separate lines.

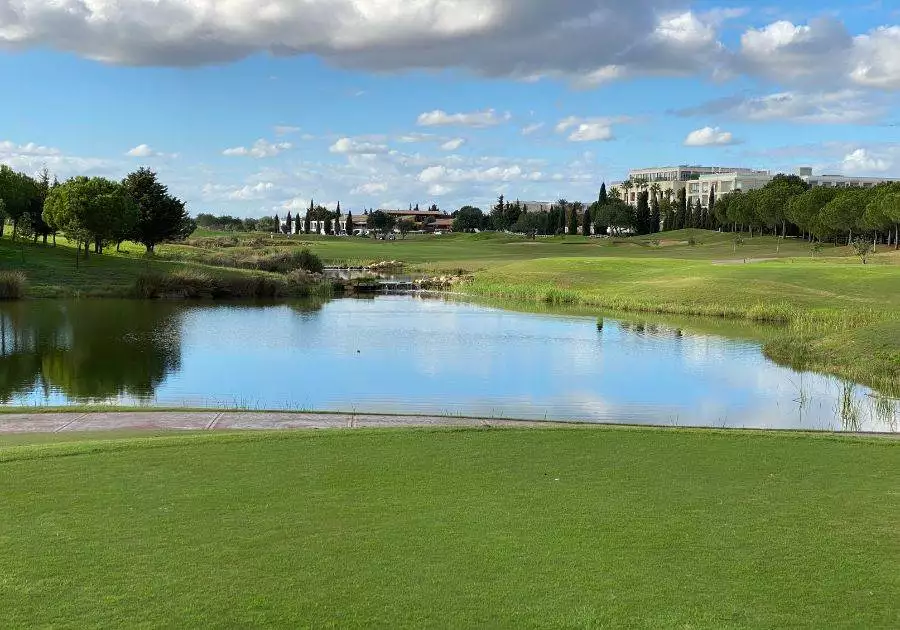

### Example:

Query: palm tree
xmin=649 ymin=182 xmax=662 ymax=203
xmin=621 ymin=180 xmax=634 ymax=205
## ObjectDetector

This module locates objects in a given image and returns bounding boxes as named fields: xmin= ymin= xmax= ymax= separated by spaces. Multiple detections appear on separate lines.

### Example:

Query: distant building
xmin=614 ymin=164 xmax=899 ymax=209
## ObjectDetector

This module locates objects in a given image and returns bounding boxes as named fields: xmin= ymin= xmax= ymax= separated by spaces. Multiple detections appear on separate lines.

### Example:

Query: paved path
xmin=0 ymin=411 xmax=561 ymax=435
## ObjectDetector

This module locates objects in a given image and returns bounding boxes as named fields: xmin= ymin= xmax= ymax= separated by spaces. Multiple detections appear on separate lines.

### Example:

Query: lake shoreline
xmin=0 ymin=410 xmax=895 ymax=438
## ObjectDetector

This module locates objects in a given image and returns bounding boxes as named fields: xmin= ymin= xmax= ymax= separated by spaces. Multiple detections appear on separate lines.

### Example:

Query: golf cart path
xmin=0 ymin=411 xmax=560 ymax=434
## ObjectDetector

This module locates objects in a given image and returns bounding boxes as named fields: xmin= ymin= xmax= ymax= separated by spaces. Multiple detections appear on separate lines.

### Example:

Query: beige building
xmin=612 ymin=165 xmax=769 ymax=206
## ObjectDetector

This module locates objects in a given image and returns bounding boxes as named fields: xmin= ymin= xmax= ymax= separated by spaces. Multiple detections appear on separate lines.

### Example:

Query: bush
xmin=245 ymin=249 xmax=323 ymax=274
xmin=0 ymin=270 xmax=26 ymax=300
xmin=134 ymin=270 xmax=289 ymax=299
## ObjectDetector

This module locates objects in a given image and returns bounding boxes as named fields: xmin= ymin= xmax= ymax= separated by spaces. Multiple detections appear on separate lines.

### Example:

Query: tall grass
xmin=0 ymin=270 xmax=26 ymax=300
xmin=134 ymin=268 xmax=338 ymax=300
xmin=160 ymin=247 xmax=324 ymax=274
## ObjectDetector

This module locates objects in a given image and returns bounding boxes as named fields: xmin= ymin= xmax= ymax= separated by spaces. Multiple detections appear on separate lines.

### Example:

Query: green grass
xmin=463 ymin=253 xmax=900 ymax=395
xmin=0 ymin=428 xmax=896 ymax=628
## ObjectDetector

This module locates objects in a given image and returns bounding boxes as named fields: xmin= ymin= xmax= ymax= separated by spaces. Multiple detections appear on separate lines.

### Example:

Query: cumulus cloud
xmin=352 ymin=182 xmax=388 ymax=195
xmin=440 ymin=138 xmax=466 ymax=151
xmin=125 ymin=143 xmax=176 ymax=158
xmin=223 ymin=139 xmax=292 ymax=158
xmin=851 ymin=27 xmax=900 ymax=90
xmin=0 ymin=139 xmax=110 ymax=177
xmin=684 ymin=126 xmax=738 ymax=146
xmin=330 ymin=137 xmax=389 ymax=155
xmin=555 ymin=116 xmax=627 ymax=142
xmin=418 ymin=164 xmax=529 ymax=184
xmin=417 ymin=109 xmax=509 ymax=128
xmin=842 ymin=149 xmax=891 ymax=173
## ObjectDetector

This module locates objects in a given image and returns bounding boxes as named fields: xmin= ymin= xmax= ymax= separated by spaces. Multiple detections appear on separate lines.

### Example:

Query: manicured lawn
xmin=0 ymin=428 xmax=896 ymax=628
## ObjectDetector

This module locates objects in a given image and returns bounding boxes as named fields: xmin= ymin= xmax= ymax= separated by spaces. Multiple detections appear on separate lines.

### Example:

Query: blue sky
xmin=1 ymin=0 xmax=898 ymax=217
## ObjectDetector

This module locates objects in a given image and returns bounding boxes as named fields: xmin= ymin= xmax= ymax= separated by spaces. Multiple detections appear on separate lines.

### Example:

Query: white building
xmin=613 ymin=165 xmax=769 ymax=206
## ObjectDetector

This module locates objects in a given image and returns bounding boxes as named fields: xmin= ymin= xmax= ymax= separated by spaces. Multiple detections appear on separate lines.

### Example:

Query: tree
xmin=649 ymin=193 xmax=661 ymax=234
xmin=864 ymin=187 xmax=900 ymax=249
xmin=123 ymin=168 xmax=190 ymax=253
xmin=43 ymin=177 xmax=135 ymax=260
xmin=284 ymin=212 xmax=293 ymax=235
xmin=676 ymin=188 xmax=687 ymax=230
xmin=851 ymin=237 xmax=874 ymax=264
xmin=367 ymin=210 xmax=396 ymax=234
xmin=452 ymin=206 xmax=483 ymax=232
xmin=490 ymin=195 xmax=508 ymax=231
xmin=787 ymin=187 xmax=839 ymax=241
xmin=345 ymin=210 xmax=354 ymax=236
xmin=567 ymin=203 xmax=578 ymax=235
xmin=398 ymin=219 xmax=414 ymax=239
xmin=257 ymin=216 xmax=278 ymax=232
xmin=0 ymin=165 xmax=37 ymax=239
xmin=756 ymin=174 xmax=810 ymax=237
xmin=693 ymin=198 xmax=703 ymax=230
xmin=324 ymin=216 xmax=333 ymax=235
xmin=707 ymin=186 xmax=717 ymax=230
xmin=635 ymin=191 xmax=650 ymax=235
xmin=582 ymin=203 xmax=592 ymax=236
xmin=598 ymin=182 xmax=608 ymax=205
xmin=822 ymin=189 xmax=869 ymax=244
xmin=304 ymin=211 xmax=311 ymax=234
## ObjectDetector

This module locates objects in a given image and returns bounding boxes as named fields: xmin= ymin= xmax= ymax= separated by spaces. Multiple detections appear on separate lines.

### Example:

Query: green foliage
xmin=452 ymin=206 xmax=484 ymax=232
xmin=43 ymin=176 xmax=137 ymax=254
xmin=367 ymin=210 xmax=396 ymax=234
xmin=0 ymin=270 xmax=26 ymax=299
xmin=123 ymin=167 xmax=190 ymax=253
xmin=851 ymin=237 xmax=874 ymax=264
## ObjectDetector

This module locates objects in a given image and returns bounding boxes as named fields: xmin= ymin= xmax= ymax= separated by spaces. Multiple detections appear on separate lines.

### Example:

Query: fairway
xmin=0 ymin=428 xmax=897 ymax=628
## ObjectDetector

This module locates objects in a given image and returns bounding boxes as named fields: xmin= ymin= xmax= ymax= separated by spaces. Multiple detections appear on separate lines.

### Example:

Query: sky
xmin=0 ymin=0 xmax=898 ymax=218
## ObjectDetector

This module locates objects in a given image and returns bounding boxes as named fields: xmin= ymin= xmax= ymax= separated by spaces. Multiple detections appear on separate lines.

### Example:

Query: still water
xmin=0 ymin=297 xmax=895 ymax=432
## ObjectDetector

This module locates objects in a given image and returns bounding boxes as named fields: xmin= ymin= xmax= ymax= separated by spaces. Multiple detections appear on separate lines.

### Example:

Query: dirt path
xmin=0 ymin=411 xmax=560 ymax=435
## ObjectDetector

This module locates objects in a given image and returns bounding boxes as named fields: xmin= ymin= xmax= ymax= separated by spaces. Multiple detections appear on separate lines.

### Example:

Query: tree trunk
xmin=0 ymin=221 xmax=4 ymax=237
xmin=895 ymin=224 xmax=899 ymax=250
xmin=52 ymin=233 xmax=56 ymax=246
xmin=42 ymin=234 xmax=48 ymax=245
xmin=11 ymin=218 xmax=18 ymax=240
xmin=83 ymin=240 xmax=90 ymax=260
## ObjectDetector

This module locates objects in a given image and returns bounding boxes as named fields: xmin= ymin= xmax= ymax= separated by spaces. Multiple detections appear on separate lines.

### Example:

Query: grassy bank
xmin=0 ymin=235 xmax=331 ymax=299
xmin=462 ymin=254 xmax=900 ymax=395
xmin=0 ymin=427 xmax=896 ymax=628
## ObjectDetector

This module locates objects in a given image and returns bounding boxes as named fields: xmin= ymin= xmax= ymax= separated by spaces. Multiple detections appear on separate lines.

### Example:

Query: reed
xmin=0 ymin=270 xmax=26 ymax=300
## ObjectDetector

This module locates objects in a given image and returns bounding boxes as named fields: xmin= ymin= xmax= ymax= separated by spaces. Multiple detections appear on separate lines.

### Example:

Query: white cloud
xmin=842 ymin=149 xmax=891 ymax=174
xmin=573 ymin=65 xmax=627 ymax=89
xmin=418 ymin=164 xmax=526 ymax=184
xmin=274 ymin=125 xmax=301 ymax=136
xmin=228 ymin=182 xmax=276 ymax=200
xmin=330 ymin=137 xmax=389 ymax=155
xmin=417 ymin=109 xmax=509 ymax=128
xmin=352 ymin=182 xmax=388 ymax=195
xmin=125 ymin=144 xmax=155 ymax=157
xmin=223 ymin=139 xmax=293 ymax=158
xmin=555 ymin=116 xmax=625 ymax=142
xmin=676 ymin=90 xmax=886 ymax=125
xmin=655 ymin=11 xmax=716 ymax=47
xmin=440 ymin=138 xmax=466 ymax=151
xmin=684 ymin=126 xmax=738 ymax=147
xmin=521 ymin=122 xmax=545 ymax=136
xmin=0 ymin=140 xmax=60 ymax=157
xmin=851 ymin=26 xmax=900 ymax=90
xmin=0 ymin=139 xmax=110 ymax=178
xmin=428 ymin=184 xmax=452 ymax=196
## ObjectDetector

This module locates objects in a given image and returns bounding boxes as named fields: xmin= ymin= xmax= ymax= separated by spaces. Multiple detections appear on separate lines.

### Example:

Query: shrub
xmin=134 ymin=270 xmax=289 ymax=299
xmin=0 ymin=271 xmax=26 ymax=300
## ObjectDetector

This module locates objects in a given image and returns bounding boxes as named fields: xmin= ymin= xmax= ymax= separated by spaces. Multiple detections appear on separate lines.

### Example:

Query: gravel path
xmin=0 ymin=411 xmax=561 ymax=435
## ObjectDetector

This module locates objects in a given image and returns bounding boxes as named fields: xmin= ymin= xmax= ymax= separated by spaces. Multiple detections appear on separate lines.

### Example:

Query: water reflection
xmin=0 ymin=296 xmax=895 ymax=432
xmin=0 ymin=301 xmax=184 ymax=403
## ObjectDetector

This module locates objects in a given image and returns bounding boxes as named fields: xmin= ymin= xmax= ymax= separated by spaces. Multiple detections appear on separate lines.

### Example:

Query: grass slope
xmin=463 ymin=250 xmax=900 ymax=395
xmin=0 ymin=428 xmax=896 ymax=628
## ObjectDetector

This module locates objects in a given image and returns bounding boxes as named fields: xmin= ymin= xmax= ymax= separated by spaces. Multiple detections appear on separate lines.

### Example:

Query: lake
xmin=0 ymin=296 xmax=895 ymax=432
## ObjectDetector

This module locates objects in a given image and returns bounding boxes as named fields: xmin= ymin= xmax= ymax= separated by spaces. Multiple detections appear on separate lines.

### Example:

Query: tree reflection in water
xmin=0 ymin=301 xmax=184 ymax=404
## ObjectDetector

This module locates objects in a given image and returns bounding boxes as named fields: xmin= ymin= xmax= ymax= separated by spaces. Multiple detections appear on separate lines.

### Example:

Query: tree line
xmin=0 ymin=165 xmax=194 ymax=257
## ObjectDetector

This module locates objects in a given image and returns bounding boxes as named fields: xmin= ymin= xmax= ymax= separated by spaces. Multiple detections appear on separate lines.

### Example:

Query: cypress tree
xmin=274 ymin=214 xmax=280 ymax=233
xmin=346 ymin=210 xmax=353 ymax=235
xmin=582 ymin=205 xmax=591 ymax=236
xmin=324 ymin=216 xmax=332 ymax=235
xmin=285 ymin=211 xmax=292 ymax=235
xmin=304 ymin=212 xmax=311 ymax=234
xmin=677 ymin=188 xmax=687 ymax=230
xmin=650 ymin=195 xmax=661 ymax=234
xmin=635 ymin=191 xmax=650 ymax=235
xmin=558 ymin=205 xmax=567 ymax=234
xmin=707 ymin=186 xmax=717 ymax=229
xmin=599 ymin=182 xmax=608 ymax=205
xmin=567 ymin=205 xmax=578 ymax=236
